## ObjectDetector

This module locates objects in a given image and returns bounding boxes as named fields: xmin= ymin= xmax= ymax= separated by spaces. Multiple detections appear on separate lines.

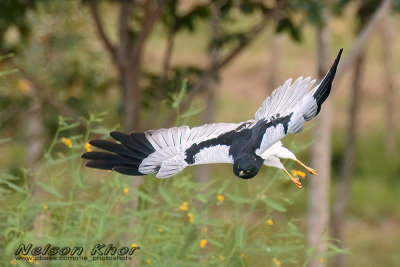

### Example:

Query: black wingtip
xmin=325 ymin=48 xmax=343 ymax=86
xmin=109 ymin=131 xmax=121 ymax=139
xmin=88 ymin=139 xmax=99 ymax=146
xmin=332 ymin=48 xmax=343 ymax=72
xmin=81 ymin=133 xmax=155 ymax=176
xmin=313 ymin=48 xmax=343 ymax=114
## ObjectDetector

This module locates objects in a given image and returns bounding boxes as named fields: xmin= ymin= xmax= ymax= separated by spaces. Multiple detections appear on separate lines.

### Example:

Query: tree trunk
xmin=25 ymin=97 xmax=50 ymax=259
xmin=121 ymin=61 xmax=142 ymax=131
xmin=161 ymin=31 xmax=175 ymax=87
xmin=266 ymin=34 xmax=283 ymax=93
xmin=195 ymin=3 xmax=220 ymax=183
xmin=26 ymin=97 xmax=45 ymax=194
xmin=380 ymin=15 xmax=395 ymax=156
xmin=307 ymin=23 xmax=331 ymax=267
xmin=332 ymin=50 xmax=364 ymax=267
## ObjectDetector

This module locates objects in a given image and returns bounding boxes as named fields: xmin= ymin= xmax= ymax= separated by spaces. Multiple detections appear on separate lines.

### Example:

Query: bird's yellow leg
xmin=295 ymin=159 xmax=318 ymax=175
xmin=283 ymin=168 xmax=302 ymax=188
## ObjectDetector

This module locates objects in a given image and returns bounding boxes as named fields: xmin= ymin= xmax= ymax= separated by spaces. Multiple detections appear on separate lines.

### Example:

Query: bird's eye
xmin=246 ymin=170 xmax=251 ymax=173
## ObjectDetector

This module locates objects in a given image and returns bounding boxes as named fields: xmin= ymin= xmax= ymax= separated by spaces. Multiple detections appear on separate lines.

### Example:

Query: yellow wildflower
xmin=266 ymin=219 xmax=274 ymax=226
xmin=217 ymin=194 xmax=224 ymax=203
xmin=199 ymin=239 xmax=207 ymax=248
xmin=179 ymin=202 xmax=188 ymax=211
xmin=28 ymin=257 xmax=33 ymax=263
xmin=42 ymin=203 xmax=48 ymax=210
xmin=61 ymin=137 xmax=73 ymax=148
xmin=85 ymin=142 xmax=92 ymax=152
xmin=272 ymin=258 xmax=281 ymax=266
xmin=16 ymin=79 xmax=32 ymax=95
xmin=187 ymin=212 xmax=194 ymax=223
xmin=202 ymin=227 xmax=208 ymax=233
xmin=131 ymin=243 xmax=139 ymax=249
xmin=123 ymin=187 xmax=129 ymax=194
xmin=291 ymin=170 xmax=306 ymax=178
xmin=241 ymin=253 xmax=246 ymax=258
xmin=146 ymin=259 xmax=151 ymax=264
xmin=10 ymin=260 xmax=16 ymax=265
xmin=157 ymin=227 xmax=163 ymax=232
xmin=35 ymin=261 xmax=39 ymax=265
xmin=220 ymin=255 xmax=225 ymax=260
xmin=320 ymin=258 xmax=325 ymax=263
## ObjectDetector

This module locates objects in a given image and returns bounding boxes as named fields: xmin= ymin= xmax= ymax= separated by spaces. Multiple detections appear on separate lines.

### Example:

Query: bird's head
xmin=233 ymin=154 xmax=263 ymax=179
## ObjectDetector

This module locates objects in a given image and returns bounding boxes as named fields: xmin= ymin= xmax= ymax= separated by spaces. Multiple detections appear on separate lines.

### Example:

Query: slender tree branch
xmin=134 ymin=0 xmax=166 ymax=56
xmin=212 ymin=12 xmax=276 ymax=71
xmin=10 ymin=61 xmax=87 ymax=127
xmin=118 ymin=0 xmax=132 ymax=63
xmin=162 ymin=6 xmax=280 ymax=127
xmin=336 ymin=0 xmax=391 ymax=79
xmin=89 ymin=0 xmax=118 ymax=63
xmin=0 ymin=103 xmax=19 ymax=125
xmin=160 ymin=30 xmax=175 ymax=85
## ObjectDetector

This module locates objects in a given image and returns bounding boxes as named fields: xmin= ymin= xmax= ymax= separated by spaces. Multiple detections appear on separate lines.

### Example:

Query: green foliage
xmin=276 ymin=0 xmax=324 ymax=42
xmin=0 ymin=0 xmax=37 ymax=52
xmin=161 ymin=0 xmax=210 ymax=33
xmin=0 ymin=1 xmax=116 ymax=136
xmin=142 ymin=66 xmax=202 ymax=110
xmin=0 ymin=113 xmax=341 ymax=266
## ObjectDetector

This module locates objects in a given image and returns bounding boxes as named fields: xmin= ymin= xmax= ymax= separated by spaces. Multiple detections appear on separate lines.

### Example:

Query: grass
xmin=1 ymin=114 xmax=340 ymax=267
xmin=2 ymin=112 xmax=398 ymax=266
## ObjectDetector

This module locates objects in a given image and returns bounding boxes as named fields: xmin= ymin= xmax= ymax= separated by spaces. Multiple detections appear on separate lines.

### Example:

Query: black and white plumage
xmin=82 ymin=49 xmax=342 ymax=187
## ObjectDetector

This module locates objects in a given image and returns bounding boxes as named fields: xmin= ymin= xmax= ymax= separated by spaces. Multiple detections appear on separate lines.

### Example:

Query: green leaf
xmin=36 ymin=181 xmax=63 ymax=198
xmin=196 ymin=193 xmax=207 ymax=203
xmin=207 ymin=238 xmax=224 ymax=248
xmin=287 ymin=222 xmax=298 ymax=232
xmin=263 ymin=198 xmax=287 ymax=212
xmin=0 ymin=178 xmax=25 ymax=194
xmin=0 ymin=69 xmax=18 ymax=77
xmin=96 ymin=216 xmax=106 ymax=239
xmin=226 ymin=193 xmax=253 ymax=204
xmin=235 ymin=226 xmax=248 ymax=248
xmin=180 ymin=105 xmax=204 ymax=118
xmin=131 ymin=188 xmax=159 ymax=204
xmin=59 ymin=121 xmax=80 ymax=131
xmin=158 ymin=185 xmax=175 ymax=206
xmin=240 ymin=1 xmax=254 ymax=14
xmin=172 ymin=79 xmax=187 ymax=108
xmin=327 ymin=244 xmax=350 ymax=254
xmin=0 ymin=138 xmax=12 ymax=144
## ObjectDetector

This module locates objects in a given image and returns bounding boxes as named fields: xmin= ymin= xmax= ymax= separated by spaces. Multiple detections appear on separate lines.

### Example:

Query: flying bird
xmin=82 ymin=49 xmax=342 ymax=188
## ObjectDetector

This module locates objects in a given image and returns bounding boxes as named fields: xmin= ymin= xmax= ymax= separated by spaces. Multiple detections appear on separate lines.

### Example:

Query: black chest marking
xmin=228 ymin=128 xmax=254 ymax=159
xmin=251 ymin=112 xmax=293 ymax=149
xmin=184 ymin=130 xmax=236 ymax=164
xmin=184 ymin=122 xmax=254 ymax=165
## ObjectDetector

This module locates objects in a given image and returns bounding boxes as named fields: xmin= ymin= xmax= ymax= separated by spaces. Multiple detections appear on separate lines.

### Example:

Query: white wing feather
xmin=255 ymin=77 xmax=316 ymax=121
xmin=140 ymin=122 xmax=247 ymax=178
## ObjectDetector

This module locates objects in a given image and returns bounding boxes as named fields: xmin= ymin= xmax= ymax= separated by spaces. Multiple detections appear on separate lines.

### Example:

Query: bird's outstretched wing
xmin=253 ymin=49 xmax=342 ymax=156
xmin=82 ymin=122 xmax=251 ymax=178
xmin=255 ymin=77 xmax=317 ymax=121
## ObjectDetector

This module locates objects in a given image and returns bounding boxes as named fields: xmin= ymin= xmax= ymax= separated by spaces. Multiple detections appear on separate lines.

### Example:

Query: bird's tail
xmin=312 ymin=48 xmax=343 ymax=115
xmin=81 ymin=131 xmax=156 ymax=176
xmin=288 ymin=49 xmax=342 ymax=134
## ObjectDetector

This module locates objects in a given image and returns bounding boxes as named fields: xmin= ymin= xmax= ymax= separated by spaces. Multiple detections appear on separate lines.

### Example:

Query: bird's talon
xmin=308 ymin=168 xmax=318 ymax=175
xmin=292 ymin=178 xmax=302 ymax=188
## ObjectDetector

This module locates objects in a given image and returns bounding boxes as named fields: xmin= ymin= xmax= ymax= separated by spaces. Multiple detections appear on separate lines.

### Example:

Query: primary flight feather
xmin=82 ymin=49 xmax=342 ymax=188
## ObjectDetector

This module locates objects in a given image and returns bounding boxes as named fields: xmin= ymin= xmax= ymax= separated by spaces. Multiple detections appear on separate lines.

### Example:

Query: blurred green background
xmin=0 ymin=0 xmax=399 ymax=266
